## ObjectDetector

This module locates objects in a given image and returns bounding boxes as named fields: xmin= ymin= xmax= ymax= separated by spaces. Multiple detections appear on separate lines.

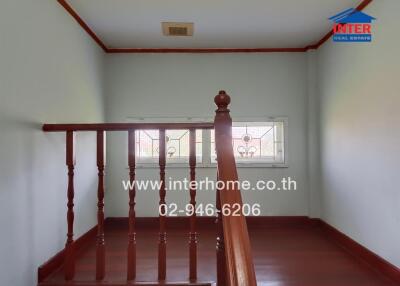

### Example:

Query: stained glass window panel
xmin=135 ymin=129 xmax=202 ymax=163
xmin=211 ymin=121 xmax=285 ymax=164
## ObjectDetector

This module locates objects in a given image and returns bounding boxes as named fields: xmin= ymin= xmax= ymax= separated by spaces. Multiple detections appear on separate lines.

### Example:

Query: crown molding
xmin=58 ymin=0 xmax=373 ymax=53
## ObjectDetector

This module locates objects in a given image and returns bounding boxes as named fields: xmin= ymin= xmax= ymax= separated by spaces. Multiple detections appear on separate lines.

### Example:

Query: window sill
xmin=131 ymin=163 xmax=288 ymax=169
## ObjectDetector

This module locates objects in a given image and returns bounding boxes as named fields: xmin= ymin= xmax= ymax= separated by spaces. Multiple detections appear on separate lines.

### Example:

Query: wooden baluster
xmin=158 ymin=129 xmax=167 ymax=281
xmin=216 ymin=172 xmax=226 ymax=286
xmin=189 ymin=129 xmax=198 ymax=281
xmin=65 ymin=131 xmax=76 ymax=280
xmin=127 ymin=130 xmax=136 ymax=280
xmin=96 ymin=131 xmax=106 ymax=280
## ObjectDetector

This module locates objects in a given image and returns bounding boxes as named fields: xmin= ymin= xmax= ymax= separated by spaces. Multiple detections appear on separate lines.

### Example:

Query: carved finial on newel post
xmin=214 ymin=90 xmax=233 ymax=146
xmin=214 ymin=90 xmax=231 ymax=113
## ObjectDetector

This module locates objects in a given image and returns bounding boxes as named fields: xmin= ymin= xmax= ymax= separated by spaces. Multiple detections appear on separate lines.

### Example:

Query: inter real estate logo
xmin=329 ymin=8 xmax=376 ymax=42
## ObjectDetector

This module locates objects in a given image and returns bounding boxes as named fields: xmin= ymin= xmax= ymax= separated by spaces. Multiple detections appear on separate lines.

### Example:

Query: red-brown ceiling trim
xmin=58 ymin=0 xmax=373 ymax=54
xmin=58 ymin=0 xmax=108 ymax=52
xmin=106 ymin=48 xmax=307 ymax=53
xmin=305 ymin=0 xmax=373 ymax=50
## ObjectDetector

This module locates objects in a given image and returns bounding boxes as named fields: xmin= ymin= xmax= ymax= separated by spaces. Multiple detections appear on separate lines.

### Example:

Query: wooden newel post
xmin=65 ymin=131 xmax=76 ymax=280
xmin=214 ymin=91 xmax=231 ymax=286
xmin=214 ymin=90 xmax=258 ymax=286
xmin=96 ymin=131 xmax=106 ymax=280
xmin=127 ymin=130 xmax=137 ymax=280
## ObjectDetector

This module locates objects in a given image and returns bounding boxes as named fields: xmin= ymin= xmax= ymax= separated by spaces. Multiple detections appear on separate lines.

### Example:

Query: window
xmin=210 ymin=121 xmax=285 ymax=165
xmin=132 ymin=118 xmax=287 ymax=167
xmin=136 ymin=129 xmax=202 ymax=164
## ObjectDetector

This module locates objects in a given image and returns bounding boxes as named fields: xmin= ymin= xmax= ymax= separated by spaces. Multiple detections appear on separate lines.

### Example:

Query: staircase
xmin=38 ymin=91 xmax=257 ymax=286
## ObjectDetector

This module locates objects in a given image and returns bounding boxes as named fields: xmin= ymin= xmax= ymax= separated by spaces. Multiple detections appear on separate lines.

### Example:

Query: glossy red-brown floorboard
xmin=41 ymin=219 xmax=396 ymax=286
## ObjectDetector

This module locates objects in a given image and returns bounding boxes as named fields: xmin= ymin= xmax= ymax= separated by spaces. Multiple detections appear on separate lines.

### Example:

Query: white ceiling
xmin=67 ymin=0 xmax=362 ymax=49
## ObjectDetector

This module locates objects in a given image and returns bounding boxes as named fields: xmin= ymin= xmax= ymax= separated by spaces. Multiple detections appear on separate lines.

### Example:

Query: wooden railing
xmin=42 ymin=90 xmax=257 ymax=285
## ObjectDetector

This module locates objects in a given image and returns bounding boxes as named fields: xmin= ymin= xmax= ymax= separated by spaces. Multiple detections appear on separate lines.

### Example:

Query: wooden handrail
xmin=42 ymin=122 xmax=214 ymax=132
xmin=214 ymin=91 xmax=257 ymax=286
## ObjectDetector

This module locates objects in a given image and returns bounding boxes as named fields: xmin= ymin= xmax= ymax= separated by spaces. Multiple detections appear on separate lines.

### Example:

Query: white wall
xmin=0 ymin=1 xmax=105 ymax=285
xmin=307 ymin=50 xmax=322 ymax=218
xmin=104 ymin=53 xmax=310 ymax=217
xmin=317 ymin=0 xmax=400 ymax=268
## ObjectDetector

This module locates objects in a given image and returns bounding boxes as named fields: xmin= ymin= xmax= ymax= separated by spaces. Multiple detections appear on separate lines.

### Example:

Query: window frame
xmin=125 ymin=116 xmax=288 ymax=169
xmin=126 ymin=117 xmax=208 ymax=169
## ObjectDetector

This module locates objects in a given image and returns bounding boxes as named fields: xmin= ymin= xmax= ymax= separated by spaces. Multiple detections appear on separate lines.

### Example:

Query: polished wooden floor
xmin=42 ymin=219 xmax=396 ymax=286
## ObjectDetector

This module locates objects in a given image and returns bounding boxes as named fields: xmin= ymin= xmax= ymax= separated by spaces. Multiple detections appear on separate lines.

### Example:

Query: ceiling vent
xmin=162 ymin=22 xmax=194 ymax=36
